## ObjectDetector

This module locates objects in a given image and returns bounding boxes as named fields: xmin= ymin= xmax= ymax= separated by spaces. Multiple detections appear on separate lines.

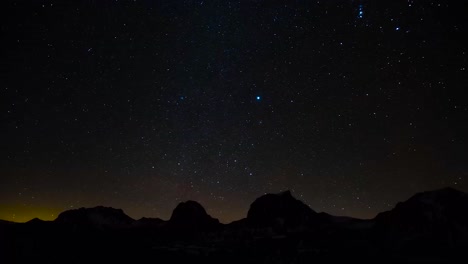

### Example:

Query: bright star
xmin=256 ymin=96 xmax=261 ymax=100
xmin=358 ymin=4 xmax=364 ymax=18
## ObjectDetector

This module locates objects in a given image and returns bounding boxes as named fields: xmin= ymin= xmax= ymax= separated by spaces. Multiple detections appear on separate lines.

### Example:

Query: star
xmin=358 ymin=4 xmax=364 ymax=19
xmin=2 ymin=0 xmax=466 ymax=225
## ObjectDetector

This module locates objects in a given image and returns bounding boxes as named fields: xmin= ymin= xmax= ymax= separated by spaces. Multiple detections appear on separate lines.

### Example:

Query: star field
xmin=1 ymin=0 xmax=467 ymax=223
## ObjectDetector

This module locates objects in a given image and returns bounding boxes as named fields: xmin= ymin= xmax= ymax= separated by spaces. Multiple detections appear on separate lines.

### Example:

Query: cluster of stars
xmin=1 ymin=0 xmax=467 ymax=223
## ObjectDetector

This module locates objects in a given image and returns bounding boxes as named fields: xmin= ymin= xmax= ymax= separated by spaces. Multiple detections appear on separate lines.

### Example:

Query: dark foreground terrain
xmin=1 ymin=187 xmax=468 ymax=263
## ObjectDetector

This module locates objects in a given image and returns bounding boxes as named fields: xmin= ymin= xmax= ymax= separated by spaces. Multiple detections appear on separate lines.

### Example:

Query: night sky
xmin=2 ymin=0 xmax=468 ymax=223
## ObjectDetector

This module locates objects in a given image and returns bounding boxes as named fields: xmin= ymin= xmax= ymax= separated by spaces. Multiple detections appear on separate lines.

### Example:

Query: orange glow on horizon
xmin=0 ymin=204 xmax=62 ymax=223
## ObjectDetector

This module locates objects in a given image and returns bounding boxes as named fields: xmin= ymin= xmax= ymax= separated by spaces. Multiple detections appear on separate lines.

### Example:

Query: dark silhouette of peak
xmin=26 ymin=218 xmax=46 ymax=224
xmin=376 ymin=187 xmax=468 ymax=222
xmin=247 ymin=190 xmax=319 ymax=230
xmin=0 ymin=219 xmax=14 ymax=225
xmin=408 ymin=187 xmax=464 ymax=202
xmin=169 ymin=200 xmax=220 ymax=231
xmin=375 ymin=187 xmax=468 ymax=243
xmin=55 ymin=206 xmax=134 ymax=228
xmin=2 ymin=187 xmax=468 ymax=262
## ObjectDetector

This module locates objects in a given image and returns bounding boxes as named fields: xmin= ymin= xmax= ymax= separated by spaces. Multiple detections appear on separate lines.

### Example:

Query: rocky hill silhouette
xmin=54 ymin=206 xmax=135 ymax=228
xmin=168 ymin=200 xmax=220 ymax=232
xmin=247 ymin=190 xmax=320 ymax=229
xmin=376 ymin=187 xmax=468 ymax=230
xmin=374 ymin=187 xmax=468 ymax=256
xmin=2 ymin=187 xmax=468 ymax=263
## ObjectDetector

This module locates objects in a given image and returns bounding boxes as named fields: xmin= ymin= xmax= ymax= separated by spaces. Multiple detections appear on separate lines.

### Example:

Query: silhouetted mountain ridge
xmin=375 ymin=187 xmax=468 ymax=241
xmin=169 ymin=200 xmax=220 ymax=231
xmin=246 ymin=190 xmax=321 ymax=231
xmin=54 ymin=206 xmax=135 ymax=228
xmin=2 ymin=187 xmax=468 ymax=262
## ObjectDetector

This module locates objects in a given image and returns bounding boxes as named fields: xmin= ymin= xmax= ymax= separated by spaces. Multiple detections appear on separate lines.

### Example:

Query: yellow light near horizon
xmin=0 ymin=204 xmax=62 ymax=223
